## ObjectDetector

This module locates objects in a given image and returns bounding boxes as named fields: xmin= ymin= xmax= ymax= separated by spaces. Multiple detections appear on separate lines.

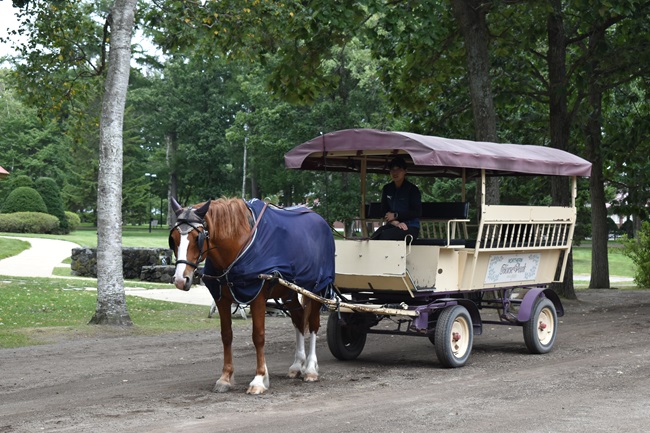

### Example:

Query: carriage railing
xmin=475 ymin=205 xmax=575 ymax=250
xmin=477 ymin=221 xmax=572 ymax=250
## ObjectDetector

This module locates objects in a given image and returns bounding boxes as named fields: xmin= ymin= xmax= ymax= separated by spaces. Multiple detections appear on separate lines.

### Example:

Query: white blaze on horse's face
xmin=173 ymin=232 xmax=193 ymax=291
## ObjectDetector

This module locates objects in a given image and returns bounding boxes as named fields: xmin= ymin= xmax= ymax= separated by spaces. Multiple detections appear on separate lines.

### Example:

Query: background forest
xmin=0 ymin=1 xmax=649 ymax=290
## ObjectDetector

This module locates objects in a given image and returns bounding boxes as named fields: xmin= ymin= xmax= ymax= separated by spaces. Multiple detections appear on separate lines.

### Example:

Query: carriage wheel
xmin=523 ymin=297 xmax=557 ymax=354
xmin=434 ymin=305 xmax=473 ymax=368
xmin=327 ymin=312 xmax=367 ymax=361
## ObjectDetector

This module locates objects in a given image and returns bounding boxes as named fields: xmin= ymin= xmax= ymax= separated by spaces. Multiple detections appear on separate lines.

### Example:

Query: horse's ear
xmin=171 ymin=197 xmax=184 ymax=217
xmin=195 ymin=200 xmax=211 ymax=219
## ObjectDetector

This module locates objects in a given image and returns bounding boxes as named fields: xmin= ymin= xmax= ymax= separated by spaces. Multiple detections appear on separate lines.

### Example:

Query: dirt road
xmin=1 ymin=289 xmax=649 ymax=433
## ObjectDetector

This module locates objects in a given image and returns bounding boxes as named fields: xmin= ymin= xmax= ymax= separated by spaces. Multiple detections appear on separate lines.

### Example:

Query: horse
xmin=168 ymin=197 xmax=335 ymax=394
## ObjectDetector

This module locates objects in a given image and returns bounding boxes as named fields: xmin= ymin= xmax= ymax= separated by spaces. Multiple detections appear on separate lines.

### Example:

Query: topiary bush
xmin=0 ymin=174 xmax=34 ymax=203
xmin=35 ymin=177 xmax=69 ymax=233
xmin=65 ymin=211 xmax=81 ymax=231
xmin=1 ymin=186 xmax=48 ymax=214
xmin=0 ymin=212 xmax=60 ymax=233
xmin=622 ymin=221 xmax=650 ymax=289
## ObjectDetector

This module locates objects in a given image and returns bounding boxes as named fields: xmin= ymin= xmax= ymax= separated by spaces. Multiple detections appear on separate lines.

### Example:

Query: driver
xmin=370 ymin=155 xmax=422 ymax=242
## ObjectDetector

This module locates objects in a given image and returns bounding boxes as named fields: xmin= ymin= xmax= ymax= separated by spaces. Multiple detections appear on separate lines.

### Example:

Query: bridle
xmin=169 ymin=212 xmax=210 ymax=270
xmin=169 ymin=200 xmax=269 ymax=279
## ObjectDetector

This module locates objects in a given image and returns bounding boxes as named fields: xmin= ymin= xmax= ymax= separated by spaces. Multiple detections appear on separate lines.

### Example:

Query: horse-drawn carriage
xmin=169 ymin=128 xmax=591 ymax=393
xmin=283 ymin=129 xmax=591 ymax=368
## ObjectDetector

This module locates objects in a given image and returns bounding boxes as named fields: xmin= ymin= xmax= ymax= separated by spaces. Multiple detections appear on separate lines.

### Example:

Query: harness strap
xmin=175 ymin=259 xmax=202 ymax=269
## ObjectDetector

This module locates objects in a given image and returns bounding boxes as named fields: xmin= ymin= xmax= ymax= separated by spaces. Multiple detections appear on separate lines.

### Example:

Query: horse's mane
xmin=204 ymin=197 xmax=251 ymax=239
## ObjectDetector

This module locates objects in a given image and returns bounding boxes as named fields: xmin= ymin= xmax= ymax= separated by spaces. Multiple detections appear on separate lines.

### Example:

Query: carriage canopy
xmin=285 ymin=129 xmax=592 ymax=178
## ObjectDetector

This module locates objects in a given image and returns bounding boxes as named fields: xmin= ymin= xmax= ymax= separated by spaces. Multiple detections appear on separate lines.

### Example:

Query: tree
xmin=34 ymin=177 xmax=69 ymax=233
xmin=450 ymin=0 xmax=499 ymax=205
xmin=89 ymin=0 xmax=138 ymax=326
xmin=546 ymin=0 xmax=578 ymax=298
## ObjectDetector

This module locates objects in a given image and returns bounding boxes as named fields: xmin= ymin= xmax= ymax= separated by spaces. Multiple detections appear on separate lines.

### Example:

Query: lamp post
xmin=145 ymin=172 xmax=157 ymax=232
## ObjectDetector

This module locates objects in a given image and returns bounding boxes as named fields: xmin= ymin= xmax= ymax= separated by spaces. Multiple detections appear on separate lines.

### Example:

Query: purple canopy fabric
xmin=285 ymin=129 xmax=592 ymax=177
xmin=201 ymin=199 xmax=335 ymax=304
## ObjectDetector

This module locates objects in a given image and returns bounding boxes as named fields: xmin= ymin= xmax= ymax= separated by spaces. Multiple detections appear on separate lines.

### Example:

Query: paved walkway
xmin=0 ymin=236 xmax=214 ymax=306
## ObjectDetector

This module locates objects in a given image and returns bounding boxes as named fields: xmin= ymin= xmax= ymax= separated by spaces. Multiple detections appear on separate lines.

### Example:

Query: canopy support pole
xmin=360 ymin=156 xmax=368 ymax=238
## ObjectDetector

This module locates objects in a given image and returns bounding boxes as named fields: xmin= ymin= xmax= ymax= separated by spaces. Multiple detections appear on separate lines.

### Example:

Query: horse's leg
xmin=288 ymin=327 xmax=306 ymax=379
xmin=303 ymin=298 xmax=320 ymax=382
xmin=246 ymin=293 xmax=269 ymax=395
xmin=285 ymin=294 xmax=306 ymax=378
xmin=213 ymin=299 xmax=235 ymax=393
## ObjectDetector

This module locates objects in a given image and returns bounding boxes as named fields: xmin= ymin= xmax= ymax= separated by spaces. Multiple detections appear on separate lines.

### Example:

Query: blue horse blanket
xmin=202 ymin=199 xmax=335 ymax=304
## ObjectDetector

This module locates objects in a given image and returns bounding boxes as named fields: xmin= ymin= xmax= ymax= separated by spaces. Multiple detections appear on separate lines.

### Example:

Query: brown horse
xmin=169 ymin=197 xmax=335 ymax=394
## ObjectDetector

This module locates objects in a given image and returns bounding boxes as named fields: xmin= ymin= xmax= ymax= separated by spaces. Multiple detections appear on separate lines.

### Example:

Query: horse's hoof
xmin=288 ymin=369 xmax=301 ymax=379
xmin=246 ymin=386 xmax=266 ymax=395
xmin=213 ymin=380 xmax=233 ymax=393
xmin=303 ymin=373 xmax=319 ymax=382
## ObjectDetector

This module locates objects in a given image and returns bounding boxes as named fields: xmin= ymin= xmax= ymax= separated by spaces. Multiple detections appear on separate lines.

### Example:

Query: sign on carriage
xmin=484 ymin=253 xmax=541 ymax=284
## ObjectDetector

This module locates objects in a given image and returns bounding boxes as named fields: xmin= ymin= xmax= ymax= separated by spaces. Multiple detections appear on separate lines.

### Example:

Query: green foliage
xmin=35 ymin=177 xmax=69 ymax=233
xmin=6 ymin=175 xmax=34 ymax=189
xmin=3 ymin=0 xmax=648 ymax=240
xmin=0 ymin=212 xmax=60 ymax=234
xmin=1 ymin=186 xmax=48 ymax=214
xmin=6 ymin=0 xmax=108 ymax=118
xmin=65 ymin=211 xmax=81 ymax=232
xmin=622 ymin=221 xmax=650 ymax=289
xmin=0 ymin=71 xmax=76 ymax=208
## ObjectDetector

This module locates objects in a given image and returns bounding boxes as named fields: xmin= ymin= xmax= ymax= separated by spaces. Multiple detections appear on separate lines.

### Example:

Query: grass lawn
xmin=0 ymin=237 xmax=31 ymax=260
xmin=0 ymin=277 xmax=217 ymax=349
xmin=0 ymin=225 xmax=169 ymax=248
xmin=572 ymin=245 xmax=635 ymax=277
xmin=0 ymin=229 xmax=218 ymax=349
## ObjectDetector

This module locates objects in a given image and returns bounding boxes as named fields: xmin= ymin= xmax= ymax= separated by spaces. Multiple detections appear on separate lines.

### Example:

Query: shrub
xmin=35 ymin=177 xmax=69 ymax=233
xmin=1 ymin=186 xmax=48 ymax=214
xmin=0 ymin=212 xmax=60 ymax=234
xmin=622 ymin=221 xmax=650 ymax=289
xmin=0 ymin=174 xmax=34 ymax=203
xmin=65 ymin=211 xmax=81 ymax=231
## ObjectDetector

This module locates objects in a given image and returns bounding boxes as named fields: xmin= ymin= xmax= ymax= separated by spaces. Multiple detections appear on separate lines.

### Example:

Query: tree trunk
xmin=250 ymin=174 xmax=259 ymax=199
xmin=450 ymin=0 xmax=500 ymax=209
xmin=547 ymin=0 xmax=576 ymax=299
xmin=166 ymin=131 xmax=178 ymax=227
xmin=89 ymin=0 xmax=137 ymax=326
xmin=585 ymin=29 xmax=610 ymax=289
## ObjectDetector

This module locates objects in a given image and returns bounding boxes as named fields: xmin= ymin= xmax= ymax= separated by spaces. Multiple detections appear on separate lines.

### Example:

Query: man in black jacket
xmin=370 ymin=156 xmax=422 ymax=242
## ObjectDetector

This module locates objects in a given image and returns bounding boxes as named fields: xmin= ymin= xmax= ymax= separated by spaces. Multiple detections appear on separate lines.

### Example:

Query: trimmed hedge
xmin=65 ymin=211 xmax=81 ymax=231
xmin=0 ymin=212 xmax=60 ymax=233
xmin=1 ymin=187 xmax=48 ymax=214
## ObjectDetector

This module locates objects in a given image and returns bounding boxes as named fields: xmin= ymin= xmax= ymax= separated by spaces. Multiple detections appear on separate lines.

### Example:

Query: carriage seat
xmin=365 ymin=201 xmax=470 ymax=247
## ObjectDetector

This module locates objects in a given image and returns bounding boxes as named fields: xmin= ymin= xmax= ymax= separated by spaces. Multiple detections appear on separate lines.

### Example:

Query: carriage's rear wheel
xmin=327 ymin=312 xmax=367 ymax=360
xmin=523 ymin=297 xmax=557 ymax=354
xmin=434 ymin=305 xmax=473 ymax=368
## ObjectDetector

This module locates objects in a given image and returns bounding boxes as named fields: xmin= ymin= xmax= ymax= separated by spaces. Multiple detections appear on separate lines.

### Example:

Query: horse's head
xmin=169 ymin=198 xmax=211 ymax=291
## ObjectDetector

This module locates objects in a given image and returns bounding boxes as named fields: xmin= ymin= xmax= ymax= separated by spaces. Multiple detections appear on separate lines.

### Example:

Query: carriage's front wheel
xmin=327 ymin=312 xmax=367 ymax=360
xmin=434 ymin=305 xmax=473 ymax=368
xmin=523 ymin=297 xmax=557 ymax=354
